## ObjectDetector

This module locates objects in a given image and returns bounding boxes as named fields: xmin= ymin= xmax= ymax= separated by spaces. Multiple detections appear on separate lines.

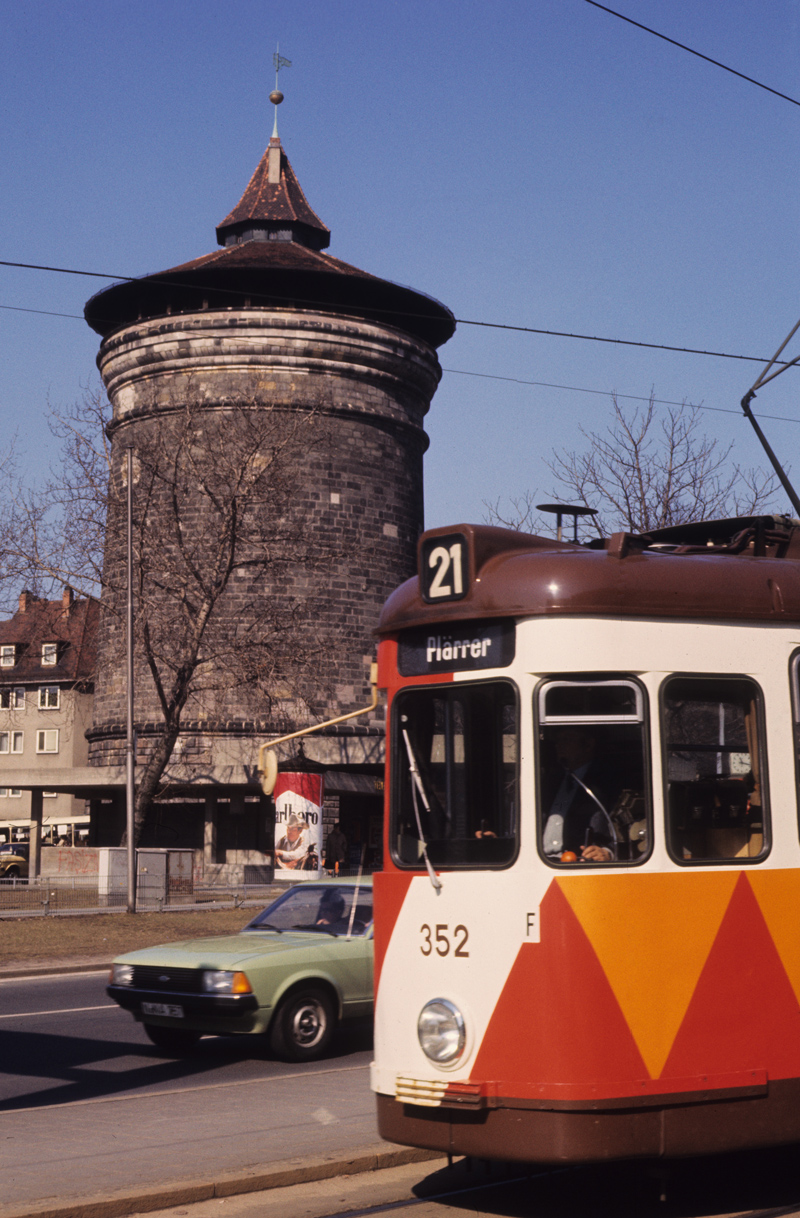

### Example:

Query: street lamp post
xmin=126 ymin=446 xmax=136 ymax=913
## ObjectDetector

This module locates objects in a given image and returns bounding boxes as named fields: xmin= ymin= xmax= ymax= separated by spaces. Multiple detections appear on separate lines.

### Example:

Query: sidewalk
xmin=0 ymin=1144 xmax=446 ymax=1218
xmin=1 ymin=961 xmax=443 ymax=1218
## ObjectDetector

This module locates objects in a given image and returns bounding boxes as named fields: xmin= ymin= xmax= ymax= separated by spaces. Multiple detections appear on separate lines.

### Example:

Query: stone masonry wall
xmin=88 ymin=307 xmax=442 ymax=772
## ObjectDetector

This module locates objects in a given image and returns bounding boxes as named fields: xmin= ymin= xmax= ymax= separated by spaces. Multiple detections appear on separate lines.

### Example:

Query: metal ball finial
xmin=269 ymin=90 xmax=284 ymax=105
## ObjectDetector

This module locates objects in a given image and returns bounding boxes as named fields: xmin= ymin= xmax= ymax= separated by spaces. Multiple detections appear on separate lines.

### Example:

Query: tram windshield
xmin=538 ymin=679 xmax=649 ymax=865
xmin=392 ymin=681 xmax=518 ymax=868
xmin=663 ymin=676 xmax=766 ymax=862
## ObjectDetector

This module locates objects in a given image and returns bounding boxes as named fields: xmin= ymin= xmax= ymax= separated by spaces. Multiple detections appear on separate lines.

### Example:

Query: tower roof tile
xmin=216 ymin=139 xmax=330 ymax=250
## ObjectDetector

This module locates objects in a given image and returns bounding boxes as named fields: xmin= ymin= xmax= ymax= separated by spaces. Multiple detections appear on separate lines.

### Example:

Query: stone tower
xmin=82 ymin=128 xmax=454 ymax=852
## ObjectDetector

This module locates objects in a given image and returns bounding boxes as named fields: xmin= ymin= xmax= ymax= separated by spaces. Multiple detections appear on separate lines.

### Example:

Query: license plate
xmin=141 ymin=1001 xmax=184 ymax=1019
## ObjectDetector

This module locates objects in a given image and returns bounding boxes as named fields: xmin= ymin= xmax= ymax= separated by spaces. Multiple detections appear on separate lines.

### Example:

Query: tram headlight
xmin=418 ymin=998 xmax=466 ymax=1065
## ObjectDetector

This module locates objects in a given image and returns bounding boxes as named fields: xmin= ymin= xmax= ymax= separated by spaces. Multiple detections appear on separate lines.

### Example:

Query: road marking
xmin=0 ymin=1062 xmax=370 ymax=1115
xmin=0 ymin=1003 xmax=118 ymax=1019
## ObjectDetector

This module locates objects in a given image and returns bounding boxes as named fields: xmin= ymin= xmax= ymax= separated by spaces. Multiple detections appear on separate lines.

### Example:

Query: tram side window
xmin=663 ymin=677 xmax=766 ymax=863
xmin=538 ymin=679 xmax=649 ymax=866
xmin=392 ymin=682 xmax=518 ymax=868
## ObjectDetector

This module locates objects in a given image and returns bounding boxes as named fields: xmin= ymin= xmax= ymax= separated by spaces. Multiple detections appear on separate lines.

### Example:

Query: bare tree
xmin=5 ymin=384 xmax=338 ymax=844
xmin=486 ymin=394 xmax=778 ymax=539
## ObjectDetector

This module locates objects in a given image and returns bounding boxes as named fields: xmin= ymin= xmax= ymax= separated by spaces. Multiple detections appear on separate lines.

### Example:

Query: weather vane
xmin=270 ymin=46 xmax=291 ymax=138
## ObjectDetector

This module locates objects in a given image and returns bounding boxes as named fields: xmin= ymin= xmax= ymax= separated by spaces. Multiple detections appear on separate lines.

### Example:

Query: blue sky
xmin=2 ymin=0 xmax=800 ymax=530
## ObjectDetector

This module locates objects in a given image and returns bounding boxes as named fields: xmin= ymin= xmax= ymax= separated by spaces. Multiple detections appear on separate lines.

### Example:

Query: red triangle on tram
xmin=471 ymin=880 xmax=648 ymax=1089
xmin=661 ymin=871 xmax=800 ymax=1082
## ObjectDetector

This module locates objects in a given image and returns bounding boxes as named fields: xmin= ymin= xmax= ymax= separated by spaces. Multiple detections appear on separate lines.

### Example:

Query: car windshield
xmin=244 ymin=885 xmax=373 ymax=936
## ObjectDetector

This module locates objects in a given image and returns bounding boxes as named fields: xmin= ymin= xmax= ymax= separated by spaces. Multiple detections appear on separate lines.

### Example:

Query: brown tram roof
xmin=376 ymin=517 xmax=800 ymax=635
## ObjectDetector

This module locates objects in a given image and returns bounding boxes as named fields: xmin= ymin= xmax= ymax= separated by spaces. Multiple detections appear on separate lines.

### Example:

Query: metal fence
xmin=0 ymin=874 xmax=284 ymax=916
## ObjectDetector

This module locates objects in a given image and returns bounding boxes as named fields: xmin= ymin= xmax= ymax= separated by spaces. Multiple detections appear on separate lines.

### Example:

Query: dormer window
xmin=41 ymin=643 xmax=58 ymax=666
xmin=0 ymin=646 xmax=17 ymax=668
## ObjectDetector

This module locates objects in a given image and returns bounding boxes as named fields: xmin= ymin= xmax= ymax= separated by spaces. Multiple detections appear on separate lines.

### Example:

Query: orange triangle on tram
xmin=661 ymin=872 xmax=800 ymax=1082
xmin=748 ymin=868 xmax=800 ymax=1007
xmin=557 ymin=871 xmax=738 ymax=1079
xmin=471 ymin=880 xmax=647 ymax=1089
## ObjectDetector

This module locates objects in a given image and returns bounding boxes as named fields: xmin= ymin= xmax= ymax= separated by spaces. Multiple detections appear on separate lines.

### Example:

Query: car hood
xmin=113 ymin=931 xmax=366 ymax=968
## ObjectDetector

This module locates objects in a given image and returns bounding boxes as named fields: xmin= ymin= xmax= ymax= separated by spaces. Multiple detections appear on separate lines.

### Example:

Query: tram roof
xmin=377 ymin=515 xmax=800 ymax=634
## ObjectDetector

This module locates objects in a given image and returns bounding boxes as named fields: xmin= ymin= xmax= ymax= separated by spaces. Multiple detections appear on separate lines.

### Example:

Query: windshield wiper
xmin=248 ymin=922 xmax=283 ymax=932
xmin=401 ymin=724 xmax=443 ymax=893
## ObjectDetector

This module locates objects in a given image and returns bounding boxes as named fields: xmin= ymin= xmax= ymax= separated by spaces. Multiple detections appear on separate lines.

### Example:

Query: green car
xmin=107 ymin=879 xmax=373 ymax=1060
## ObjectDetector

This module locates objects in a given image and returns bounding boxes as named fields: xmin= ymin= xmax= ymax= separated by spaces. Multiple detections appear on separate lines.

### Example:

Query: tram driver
xmin=541 ymin=727 xmax=619 ymax=863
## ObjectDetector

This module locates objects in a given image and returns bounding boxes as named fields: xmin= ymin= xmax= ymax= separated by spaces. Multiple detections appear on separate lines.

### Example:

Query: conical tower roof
xmin=215 ymin=136 xmax=330 ymax=251
xmin=84 ymin=137 xmax=455 ymax=349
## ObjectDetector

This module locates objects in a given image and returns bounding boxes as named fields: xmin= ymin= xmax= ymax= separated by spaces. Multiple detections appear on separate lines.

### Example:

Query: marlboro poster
xmin=274 ymin=773 xmax=323 ymax=875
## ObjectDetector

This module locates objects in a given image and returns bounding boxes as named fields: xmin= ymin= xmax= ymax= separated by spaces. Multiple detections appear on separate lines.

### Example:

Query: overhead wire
xmin=442 ymin=368 xmax=800 ymax=427
xmin=584 ymin=0 xmax=800 ymax=109
xmin=0 ymin=257 xmax=796 ymax=368
xmin=3 ymin=262 xmax=800 ymax=426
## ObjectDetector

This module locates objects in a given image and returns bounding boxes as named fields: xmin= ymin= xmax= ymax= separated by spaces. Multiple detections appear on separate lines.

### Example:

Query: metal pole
xmin=740 ymin=391 xmax=800 ymax=519
xmin=126 ymin=446 xmax=136 ymax=913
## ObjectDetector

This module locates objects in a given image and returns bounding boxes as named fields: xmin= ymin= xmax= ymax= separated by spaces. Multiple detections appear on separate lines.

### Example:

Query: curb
xmin=0 ymin=960 xmax=112 ymax=980
xmin=0 ymin=1145 xmax=446 ymax=1218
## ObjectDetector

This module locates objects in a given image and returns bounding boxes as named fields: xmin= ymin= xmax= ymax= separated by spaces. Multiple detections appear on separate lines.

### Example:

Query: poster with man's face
xmin=274 ymin=773 xmax=323 ymax=876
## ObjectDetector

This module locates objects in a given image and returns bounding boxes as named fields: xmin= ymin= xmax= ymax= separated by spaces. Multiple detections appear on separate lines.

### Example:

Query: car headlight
xmin=418 ymin=998 xmax=466 ymax=1064
xmin=111 ymin=963 xmax=134 ymax=986
xmin=202 ymin=970 xmax=252 ymax=994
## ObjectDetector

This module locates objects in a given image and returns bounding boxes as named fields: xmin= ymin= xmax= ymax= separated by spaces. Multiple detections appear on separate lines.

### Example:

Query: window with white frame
xmin=38 ymin=686 xmax=60 ymax=710
xmin=36 ymin=729 xmax=58 ymax=754
xmin=41 ymin=643 xmax=58 ymax=666
xmin=0 ymin=689 xmax=24 ymax=710
xmin=11 ymin=732 xmax=23 ymax=754
xmin=0 ymin=789 xmax=7 ymax=797
xmin=0 ymin=646 xmax=16 ymax=668
xmin=43 ymin=791 xmax=57 ymax=798
xmin=9 ymin=789 xmax=21 ymax=798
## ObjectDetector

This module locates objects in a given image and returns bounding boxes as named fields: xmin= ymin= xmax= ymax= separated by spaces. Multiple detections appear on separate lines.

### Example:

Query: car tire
xmin=269 ymin=987 xmax=336 ymax=1061
xmin=3 ymin=866 xmax=19 ymax=878
xmin=143 ymin=1024 xmax=201 ymax=1054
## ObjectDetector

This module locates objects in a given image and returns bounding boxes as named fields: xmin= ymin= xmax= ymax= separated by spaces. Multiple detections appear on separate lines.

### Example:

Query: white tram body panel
xmin=372 ymin=519 xmax=800 ymax=1162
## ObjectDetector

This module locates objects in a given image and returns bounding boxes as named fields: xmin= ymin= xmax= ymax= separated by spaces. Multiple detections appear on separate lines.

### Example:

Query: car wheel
xmin=4 ymin=866 xmax=19 ymax=878
xmin=143 ymin=1024 xmax=201 ymax=1054
xmin=270 ymin=987 xmax=335 ymax=1061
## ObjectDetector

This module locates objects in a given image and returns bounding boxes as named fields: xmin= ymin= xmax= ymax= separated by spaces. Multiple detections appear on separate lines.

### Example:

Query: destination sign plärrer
xmin=397 ymin=620 xmax=515 ymax=676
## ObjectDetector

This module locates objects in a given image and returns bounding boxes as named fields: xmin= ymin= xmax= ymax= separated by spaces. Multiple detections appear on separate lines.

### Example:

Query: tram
xmin=371 ymin=514 xmax=800 ymax=1162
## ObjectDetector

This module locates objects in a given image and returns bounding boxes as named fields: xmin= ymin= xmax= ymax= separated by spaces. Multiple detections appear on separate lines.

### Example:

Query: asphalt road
xmin=0 ymin=970 xmax=378 ymax=1209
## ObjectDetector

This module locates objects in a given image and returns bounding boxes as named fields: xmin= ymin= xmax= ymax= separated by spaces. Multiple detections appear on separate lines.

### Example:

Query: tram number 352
xmin=420 ymin=923 xmax=470 ymax=957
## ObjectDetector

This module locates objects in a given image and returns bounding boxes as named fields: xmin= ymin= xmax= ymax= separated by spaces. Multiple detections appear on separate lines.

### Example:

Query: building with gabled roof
xmin=0 ymin=588 xmax=99 ymax=847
